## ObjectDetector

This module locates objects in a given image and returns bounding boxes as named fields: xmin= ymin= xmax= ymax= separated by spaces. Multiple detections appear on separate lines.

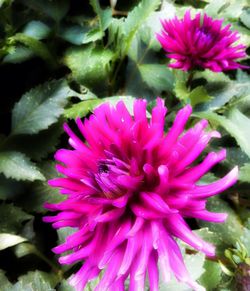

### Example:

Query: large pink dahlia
xmin=44 ymin=98 xmax=237 ymax=291
xmin=157 ymin=10 xmax=248 ymax=72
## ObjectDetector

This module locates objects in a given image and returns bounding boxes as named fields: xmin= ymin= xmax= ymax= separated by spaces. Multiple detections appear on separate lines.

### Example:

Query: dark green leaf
xmin=139 ymin=64 xmax=174 ymax=92
xmin=12 ymin=79 xmax=72 ymax=135
xmin=17 ymin=162 xmax=65 ymax=213
xmin=5 ymin=123 xmax=63 ymax=161
xmin=198 ymin=197 xmax=243 ymax=246
xmin=22 ymin=0 xmax=69 ymax=22
xmin=0 ymin=204 xmax=32 ymax=234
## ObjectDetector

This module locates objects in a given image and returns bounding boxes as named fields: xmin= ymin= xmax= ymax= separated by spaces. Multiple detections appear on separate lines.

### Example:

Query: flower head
xmin=157 ymin=10 xmax=247 ymax=72
xmin=44 ymin=98 xmax=237 ymax=291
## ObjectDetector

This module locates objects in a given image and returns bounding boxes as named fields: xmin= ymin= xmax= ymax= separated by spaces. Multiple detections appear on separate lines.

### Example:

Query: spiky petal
xmin=44 ymin=98 xmax=237 ymax=290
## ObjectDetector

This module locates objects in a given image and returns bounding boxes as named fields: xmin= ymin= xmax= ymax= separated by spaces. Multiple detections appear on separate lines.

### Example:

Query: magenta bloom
xmin=157 ymin=11 xmax=247 ymax=72
xmin=44 ymin=98 xmax=237 ymax=291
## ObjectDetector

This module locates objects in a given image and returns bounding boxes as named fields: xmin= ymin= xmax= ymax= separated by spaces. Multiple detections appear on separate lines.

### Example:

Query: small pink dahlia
xmin=157 ymin=10 xmax=248 ymax=72
xmin=44 ymin=98 xmax=237 ymax=291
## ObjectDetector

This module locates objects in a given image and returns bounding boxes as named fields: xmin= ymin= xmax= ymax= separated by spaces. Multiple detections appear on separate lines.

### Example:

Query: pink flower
xmin=44 ymin=98 xmax=237 ymax=291
xmin=157 ymin=10 xmax=248 ymax=72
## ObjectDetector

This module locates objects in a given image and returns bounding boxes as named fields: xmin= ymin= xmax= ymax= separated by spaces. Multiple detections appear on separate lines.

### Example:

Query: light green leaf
xmin=63 ymin=46 xmax=114 ymax=89
xmin=0 ymin=270 xmax=12 ymax=290
xmin=82 ymin=28 xmax=103 ymax=44
xmin=198 ymin=197 xmax=243 ymax=246
xmin=65 ymin=96 xmax=136 ymax=119
xmin=0 ymin=204 xmax=32 ymax=234
xmin=22 ymin=21 xmax=51 ymax=40
xmin=0 ymin=233 xmax=27 ymax=251
xmin=159 ymin=252 xmax=205 ymax=290
xmin=65 ymin=99 xmax=102 ymax=119
xmin=139 ymin=64 xmax=174 ymax=92
xmin=194 ymin=109 xmax=250 ymax=159
xmin=3 ymin=46 xmax=35 ymax=64
xmin=12 ymin=79 xmax=72 ymax=135
xmin=241 ymin=221 xmax=250 ymax=255
xmin=89 ymin=0 xmax=112 ymax=35
xmin=122 ymin=0 xmax=161 ymax=56
xmin=239 ymin=163 xmax=250 ymax=183
xmin=199 ymin=260 xmax=222 ymax=290
xmin=140 ymin=1 xmax=176 ymax=51
xmin=11 ymin=271 xmax=56 ymax=291
xmin=58 ymin=25 xmax=86 ymax=45
xmin=240 ymin=9 xmax=250 ymax=29
xmin=14 ymin=242 xmax=37 ymax=258
xmin=0 ymin=151 xmax=45 ymax=181
xmin=189 ymin=86 xmax=213 ymax=107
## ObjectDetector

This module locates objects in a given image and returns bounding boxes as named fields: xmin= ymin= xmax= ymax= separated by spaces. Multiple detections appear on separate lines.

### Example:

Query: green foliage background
xmin=0 ymin=0 xmax=250 ymax=290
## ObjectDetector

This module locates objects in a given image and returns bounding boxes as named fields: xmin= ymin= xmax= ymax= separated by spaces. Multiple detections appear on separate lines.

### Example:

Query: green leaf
xmin=240 ymin=9 xmax=250 ymax=29
xmin=17 ymin=162 xmax=65 ymax=213
xmin=0 ymin=151 xmax=45 ymax=181
xmin=0 ymin=233 xmax=27 ymax=251
xmin=22 ymin=0 xmax=69 ymax=23
xmin=239 ymin=163 xmax=250 ymax=183
xmin=3 ymin=46 xmax=35 ymax=64
xmin=194 ymin=109 xmax=250 ymax=159
xmin=22 ymin=21 xmax=51 ymax=40
xmin=0 ymin=175 xmax=25 ymax=200
xmin=196 ymin=79 xmax=250 ymax=112
xmin=0 ymin=270 xmax=12 ymax=291
xmin=0 ymin=204 xmax=32 ymax=234
xmin=10 ymin=33 xmax=56 ymax=67
xmin=11 ymin=271 xmax=56 ymax=291
xmin=5 ymin=123 xmax=63 ymax=161
xmin=65 ymin=99 xmax=102 ymax=119
xmin=63 ymin=46 xmax=114 ymax=89
xmin=198 ymin=197 xmax=243 ymax=246
xmin=159 ymin=252 xmax=205 ymax=290
xmin=58 ymin=25 xmax=86 ymax=45
xmin=122 ymin=0 xmax=161 ymax=56
xmin=139 ymin=64 xmax=174 ymax=92
xmin=65 ymin=96 xmax=136 ymax=119
xmin=241 ymin=222 xmax=250 ymax=256
xmin=12 ymin=79 xmax=72 ymax=135
xmin=199 ymin=260 xmax=222 ymax=290
xmin=57 ymin=280 xmax=75 ymax=291
xmin=89 ymin=0 xmax=112 ymax=35
xmin=140 ymin=1 xmax=176 ymax=51
xmin=189 ymin=86 xmax=213 ymax=108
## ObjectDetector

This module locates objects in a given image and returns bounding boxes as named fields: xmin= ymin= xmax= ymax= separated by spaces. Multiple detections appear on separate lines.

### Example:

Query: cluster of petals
xmin=157 ymin=10 xmax=247 ymax=72
xmin=44 ymin=98 xmax=238 ymax=291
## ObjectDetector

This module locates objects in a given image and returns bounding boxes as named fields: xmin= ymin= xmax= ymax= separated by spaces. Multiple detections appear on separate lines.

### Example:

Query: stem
xmin=186 ymin=71 xmax=194 ymax=89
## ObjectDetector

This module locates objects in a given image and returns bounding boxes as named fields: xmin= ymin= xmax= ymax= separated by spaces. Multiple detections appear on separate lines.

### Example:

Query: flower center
xmin=94 ymin=158 xmax=130 ymax=199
